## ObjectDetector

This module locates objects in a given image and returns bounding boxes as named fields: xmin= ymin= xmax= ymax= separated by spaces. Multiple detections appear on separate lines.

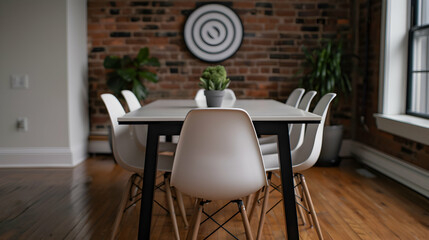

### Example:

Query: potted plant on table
xmin=298 ymin=39 xmax=353 ymax=166
xmin=103 ymin=47 xmax=160 ymax=101
xmin=199 ymin=65 xmax=231 ymax=107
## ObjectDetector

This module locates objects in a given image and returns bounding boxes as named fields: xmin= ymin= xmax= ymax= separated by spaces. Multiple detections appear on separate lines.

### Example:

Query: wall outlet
xmin=16 ymin=118 xmax=28 ymax=132
xmin=10 ymin=74 xmax=29 ymax=89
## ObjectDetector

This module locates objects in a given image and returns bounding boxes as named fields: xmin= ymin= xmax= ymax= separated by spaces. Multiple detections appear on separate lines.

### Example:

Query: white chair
xmin=285 ymin=88 xmax=305 ymax=107
xmin=171 ymin=108 xmax=268 ymax=240
xmin=258 ymin=88 xmax=305 ymax=145
xmin=121 ymin=90 xmax=177 ymax=148
xmin=121 ymin=89 xmax=141 ymax=112
xmin=258 ymin=93 xmax=336 ymax=240
xmin=259 ymin=91 xmax=317 ymax=153
xmin=101 ymin=93 xmax=187 ymax=240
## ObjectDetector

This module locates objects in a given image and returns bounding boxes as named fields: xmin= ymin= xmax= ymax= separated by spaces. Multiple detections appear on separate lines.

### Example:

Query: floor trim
xmin=0 ymin=147 xmax=77 ymax=168
xmin=351 ymin=141 xmax=429 ymax=198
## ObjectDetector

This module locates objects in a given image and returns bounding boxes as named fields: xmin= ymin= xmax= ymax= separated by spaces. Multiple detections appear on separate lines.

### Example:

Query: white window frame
xmin=375 ymin=0 xmax=429 ymax=145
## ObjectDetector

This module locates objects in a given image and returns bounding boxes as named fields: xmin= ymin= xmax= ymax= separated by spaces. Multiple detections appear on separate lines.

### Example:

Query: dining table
xmin=117 ymin=99 xmax=321 ymax=240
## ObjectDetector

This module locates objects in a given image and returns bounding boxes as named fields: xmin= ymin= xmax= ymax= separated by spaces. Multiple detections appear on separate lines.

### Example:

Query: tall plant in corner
xmin=298 ymin=39 xmax=353 ymax=166
xmin=103 ymin=47 xmax=160 ymax=100
xmin=299 ymin=39 xmax=352 ymax=108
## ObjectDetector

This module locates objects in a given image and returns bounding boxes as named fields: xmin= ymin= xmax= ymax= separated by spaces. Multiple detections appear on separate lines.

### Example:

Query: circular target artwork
xmin=184 ymin=4 xmax=243 ymax=63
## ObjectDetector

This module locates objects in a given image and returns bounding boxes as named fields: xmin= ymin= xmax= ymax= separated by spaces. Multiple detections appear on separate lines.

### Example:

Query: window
xmin=375 ymin=0 xmax=429 ymax=146
xmin=408 ymin=0 xmax=429 ymax=118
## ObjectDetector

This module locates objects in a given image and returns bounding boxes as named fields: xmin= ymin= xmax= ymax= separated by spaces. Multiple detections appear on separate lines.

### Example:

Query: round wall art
xmin=183 ymin=4 xmax=243 ymax=63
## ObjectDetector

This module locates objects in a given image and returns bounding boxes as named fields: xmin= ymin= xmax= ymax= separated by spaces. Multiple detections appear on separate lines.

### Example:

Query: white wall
xmin=67 ymin=0 xmax=88 ymax=165
xmin=0 ymin=0 xmax=88 ymax=167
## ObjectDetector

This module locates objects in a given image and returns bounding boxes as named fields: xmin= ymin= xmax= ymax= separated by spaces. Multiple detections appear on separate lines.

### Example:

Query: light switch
xmin=16 ymin=117 xmax=28 ymax=132
xmin=10 ymin=74 xmax=29 ymax=89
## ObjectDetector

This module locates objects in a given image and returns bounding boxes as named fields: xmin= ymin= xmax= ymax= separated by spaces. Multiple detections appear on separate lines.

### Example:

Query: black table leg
xmin=277 ymin=123 xmax=299 ymax=240
xmin=138 ymin=124 xmax=159 ymax=240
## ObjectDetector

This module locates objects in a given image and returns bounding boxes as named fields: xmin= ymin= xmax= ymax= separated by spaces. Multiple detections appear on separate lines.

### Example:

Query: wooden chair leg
xmin=186 ymin=198 xmax=202 ymax=240
xmin=238 ymin=200 xmax=254 ymax=240
xmin=256 ymin=184 xmax=270 ymax=240
xmin=165 ymin=177 xmax=180 ymax=240
xmin=248 ymin=189 xmax=261 ymax=223
xmin=300 ymin=174 xmax=324 ymax=240
xmin=294 ymin=176 xmax=307 ymax=226
xmin=175 ymin=188 xmax=189 ymax=228
xmin=245 ymin=193 xmax=253 ymax=209
xmin=298 ymin=175 xmax=313 ymax=227
xmin=111 ymin=173 xmax=135 ymax=240
xmin=191 ymin=202 xmax=203 ymax=240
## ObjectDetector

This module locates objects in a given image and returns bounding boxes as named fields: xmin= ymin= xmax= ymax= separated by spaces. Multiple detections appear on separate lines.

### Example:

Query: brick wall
xmin=355 ymin=0 xmax=429 ymax=170
xmin=88 ymin=0 xmax=353 ymax=132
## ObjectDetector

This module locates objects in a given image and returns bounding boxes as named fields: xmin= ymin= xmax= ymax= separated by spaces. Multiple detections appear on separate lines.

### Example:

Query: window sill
xmin=374 ymin=114 xmax=429 ymax=145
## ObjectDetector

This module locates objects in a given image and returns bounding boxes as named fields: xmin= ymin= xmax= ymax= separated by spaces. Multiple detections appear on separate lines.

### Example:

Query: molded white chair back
xmin=194 ymin=89 xmax=205 ymax=101
xmin=289 ymin=91 xmax=317 ymax=150
xmin=171 ymin=109 xmax=267 ymax=201
xmin=194 ymin=88 xmax=237 ymax=101
xmin=291 ymin=93 xmax=336 ymax=172
xmin=101 ymin=94 xmax=172 ymax=173
xmin=285 ymin=88 xmax=305 ymax=107
xmin=121 ymin=90 xmax=141 ymax=112
xmin=121 ymin=90 xmax=148 ymax=147
xmin=263 ymin=93 xmax=336 ymax=172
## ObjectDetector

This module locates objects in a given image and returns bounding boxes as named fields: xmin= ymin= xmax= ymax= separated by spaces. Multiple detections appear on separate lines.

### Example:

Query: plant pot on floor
xmin=317 ymin=125 xmax=343 ymax=166
xmin=204 ymin=90 xmax=225 ymax=107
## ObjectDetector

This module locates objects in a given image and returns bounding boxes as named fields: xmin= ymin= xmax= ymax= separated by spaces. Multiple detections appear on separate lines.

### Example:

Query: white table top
xmin=118 ymin=99 xmax=321 ymax=123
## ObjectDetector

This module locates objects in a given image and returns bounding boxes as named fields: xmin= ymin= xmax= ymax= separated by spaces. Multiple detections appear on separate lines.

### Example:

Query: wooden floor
xmin=0 ymin=156 xmax=428 ymax=240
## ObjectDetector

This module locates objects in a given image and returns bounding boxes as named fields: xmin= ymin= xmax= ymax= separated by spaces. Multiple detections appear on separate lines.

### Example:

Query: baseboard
xmin=88 ymin=137 xmax=111 ymax=154
xmin=350 ymin=141 xmax=429 ymax=198
xmin=0 ymin=147 xmax=78 ymax=168
xmin=71 ymin=142 xmax=88 ymax=166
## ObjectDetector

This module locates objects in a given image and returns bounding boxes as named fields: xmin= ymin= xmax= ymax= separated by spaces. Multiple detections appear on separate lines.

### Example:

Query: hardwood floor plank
xmin=0 ymin=157 xmax=428 ymax=239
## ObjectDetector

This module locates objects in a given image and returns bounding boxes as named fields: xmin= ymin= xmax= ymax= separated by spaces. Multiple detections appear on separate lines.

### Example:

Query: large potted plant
xmin=103 ymin=47 xmax=159 ymax=158
xmin=103 ymin=47 xmax=160 ymax=100
xmin=199 ymin=65 xmax=231 ymax=107
xmin=298 ymin=39 xmax=353 ymax=166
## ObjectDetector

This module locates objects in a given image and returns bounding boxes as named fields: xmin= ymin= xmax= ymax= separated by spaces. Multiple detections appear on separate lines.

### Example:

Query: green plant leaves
xmin=137 ymin=47 xmax=149 ymax=63
xmin=298 ymin=39 xmax=352 ymax=98
xmin=106 ymin=72 xmax=126 ymax=95
xmin=103 ymin=56 xmax=121 ymax=69
xmin=132 ymin=80 xmax=147 ymax=100
xmin=117 ymin=68 xmax=137 ymax=82
xmin=146 ymin=57 xmax=160 ymax=67
xmin=103 ymin=47 xmax=160 ymax=100
xmin=199 ymin=65 xmax=231 ymax=91
xmin=139 ymin=71 xmax=158 ymax=83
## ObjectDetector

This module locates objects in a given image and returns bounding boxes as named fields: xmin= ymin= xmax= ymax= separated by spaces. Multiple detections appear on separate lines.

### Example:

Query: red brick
xmin=103 ymin=39 xmax=125 ymax=46
xmin=247 ymin=76 xmax=268 ymax=81
xmin=117 ymin=24 xmax=140 ymax=30
xmin=234 ymin=2 xmax=255 ymax=8
xmin=246 ymin=90 xmax=269 ymax=98
xmin=89 ymin=32 xmax=109 ymax=39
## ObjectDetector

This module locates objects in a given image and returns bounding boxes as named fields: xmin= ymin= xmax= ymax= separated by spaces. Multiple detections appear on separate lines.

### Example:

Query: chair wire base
xmin=198 ymin=199 xmax=246 ymax=240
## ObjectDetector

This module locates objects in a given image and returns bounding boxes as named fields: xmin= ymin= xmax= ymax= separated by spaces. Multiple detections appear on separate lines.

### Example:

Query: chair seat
xmin=262 ymin=153 xmax=280 ymax=172
xmin=258 ymin=135 xmax=277 ymax=144
xmin=159 ymin=142 xmax=177 ymax=152
xmin=259 ymin=142 xmax=278 ymax=155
